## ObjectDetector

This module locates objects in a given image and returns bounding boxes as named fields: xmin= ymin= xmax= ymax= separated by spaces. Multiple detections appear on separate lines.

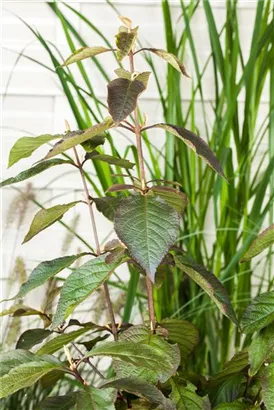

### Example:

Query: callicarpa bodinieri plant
xmin=1 ymin=15 xmax=274 ymax=410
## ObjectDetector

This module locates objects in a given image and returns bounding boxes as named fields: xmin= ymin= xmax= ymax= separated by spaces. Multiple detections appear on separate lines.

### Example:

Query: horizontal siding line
xmin=79 ymin=1 xmax=257 ymax=9
xmin=1 ymin=91 xmax=271 ymax=105
xmin=3 ymin=1 xmax=258 ymax=9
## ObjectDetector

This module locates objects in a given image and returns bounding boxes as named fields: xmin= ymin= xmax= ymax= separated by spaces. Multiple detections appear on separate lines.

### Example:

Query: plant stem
xmin=146 ymin=276 xmax=156 ymax=332
xmin=129 ymin=51 xmax=146 ymax=191
xmin=73 ymin=145 xmax=118 ymax=341
xmin=128 ymin=51 xmax=156 ymax=331
xmin=72 ymin=342 xmax=105 ymax=379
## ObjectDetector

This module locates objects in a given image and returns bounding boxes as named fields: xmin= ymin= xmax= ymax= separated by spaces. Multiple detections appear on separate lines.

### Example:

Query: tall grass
xmin=4 ymin=0 xmax=274 ymax=375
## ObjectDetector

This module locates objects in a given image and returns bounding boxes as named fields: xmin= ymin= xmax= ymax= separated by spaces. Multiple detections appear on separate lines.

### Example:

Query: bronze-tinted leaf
xmin=62 ymin=46 xmax=112 ymax=67
xmin=116 ymin=26 xmax=138 ymax=61
xmin=140 ymin=48 xmax=190 ymax=77
xmin=107 ymin=78 xmax=146 ymax=125
xmin=174 ymin=255 xmax=238 ymax=325
xmin=148 ymin=124 xmax=226 ymax=179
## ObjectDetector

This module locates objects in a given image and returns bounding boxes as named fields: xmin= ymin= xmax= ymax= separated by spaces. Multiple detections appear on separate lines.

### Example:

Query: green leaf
xmin=114 ymin=195 xmax=180 ymax=282
xmin=261 ymin=362 xmax=274 ymax=410
xmin=210 ymin=375 xmax=246 ymax=408
xmin=209 ymin=351 xmax=248 ymax=388
xmin=88 ymin=340 xmax=176 ymax=376
xmin=0 ymin=305 xmax=51 ymax=327
xmin=62 ymin=46 xmax=112 ymax=66
xmin=8 ymin=134 xmax=62 ymax=167
xmin=86 ymin=151 xmax=135 ymax=169
xmin=16 ymin=329 xmax=52 ymax=350
xmin=81 ymin=134 xmax=106 ymax=152
xmin=148 ymin=124 xmax=226 ymax=179
xmin=103 ymin=377 xmax=175 ymax=409
xmin=52 ymin=254 xmax=125 ymax=328
xmin=170 ymin=378 xmax=211 ymax=410
xmin=0 ymin=350 xmax=66 ymax=398
xmin=248 ymin=323 xmax=274 ymax=376
xmin=159 ymin=319 xmax=199 ymax=362
xmin=213 ymin=399 xmax=254 ymax=409
xmin=241 ymin=224 xmax=274 ymax=262
xmin=75 ymin=387 xmax=116 ymax=410
xmin=241 ymin=291 xmax=274 ymax=334
xmin=107 ymin=78 xmax=146 ymax=125
xmin=114 ymin=69 xmax=151 ymax=88
xmin=78 ymin=334 xmax=109 ymax=351
xmin=141 ymin=48 xmax=190 ymax=76
xmin=115 ymin=26 xmax=138 ymax=61
xmin=118 ymin=325 xmax=180 ymax=383
xmin=36 ymin=327 xmax=95 ymax=355
xmin=37 ymin=394 xmax=76 ymax=409
xmin=150 ymin=186 xmax=188 ymax=214
xmin=4 ymin=253 xmax=88 ymax=301
xmin=93 ymin=197 xmax=121 ymax=221
xmin=174 ymin=255 xmax=238 ymax=325
xmin=23 ymin=201 xmax=81 ymax=244
xmin=0 ymin=159 xmax=71 ymax=188
xmin=44 ymin=118 xmax=113 ymax=159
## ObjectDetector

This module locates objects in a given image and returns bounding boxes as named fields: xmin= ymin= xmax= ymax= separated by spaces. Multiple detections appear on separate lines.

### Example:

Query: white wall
xmin=1 ymin=1 xmax=269 ymax=323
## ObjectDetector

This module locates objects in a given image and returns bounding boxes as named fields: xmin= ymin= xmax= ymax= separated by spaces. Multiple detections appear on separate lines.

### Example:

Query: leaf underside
xmin=241 ymin=224 xmax=274 ymax=262
xmin=107 ymin=78 xmax=146 ymax=125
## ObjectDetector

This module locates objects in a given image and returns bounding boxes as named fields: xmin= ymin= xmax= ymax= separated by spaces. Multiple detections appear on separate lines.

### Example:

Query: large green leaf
xmin=159 ymin=319 xmax=199 ymax=362
xmin=214 ymin=399 xmax=256 ymax=409
xmin=16 ymin=329 xmax=52 ymax=350
xmin=107 ymin=78 xmax=146 ymax=125
xmin=75 ymin=387 xmax=116 ymax=410
xmin=240 ymin=291 xmax=274 ymax=334
xmin=115 ymin=26 xmax=138 ymax=61
xmin=93 ymin=196 xmax=121 ymax=221
xmin=210 ymin=375 xmax=246 ymax=408
xmin=114 ymin=195 xmax=180 ymax=281
xmin=170 ymin=378 xmax=211 ymax=410
xmin=147 ymin=124 xmax=226 ymax=179
xmin=0 ymin=350 xmax=66 ymax=398
xmin=241 ymin=224 xmax=274 ymax=262
xmin=23 ymin=201 xmax=81 ymax=244
xmin=0 ymin=159 xmax=71 ymax=188
xmin=174 ymin=255 xmax=238 ymax=325
xmin=62 ymin=46 xmax=112 ymax=66
xmin=37 ymin=394 xmax=76 ymax=409
xmin=117 ymin=325 xmax=180 ymax=383
xmin=88 ymin=340 xmax=175 ymax=376
xmin=151 ymin=186 xmax=188 ymax=214
xmin=261 ymin=362 xmax=274 ymax=410
xmin=208 ymin=351 xmax=248 ymax=388
xmin=8 ymin=134 xmax=62 ymax=167
xmin=44 ymin=118 xmax=113 ymax=159
xmin=103 ymin=377 xmax=175 ymax=409
xmin=4 ymin=253 xmax=87 ymax=301
xmin=86 ymin=151 xmax=135 ymax=169
xmin=52 ymin=254 xmax=125 ymax=328
xmin=248 ymin=323 xmax=274 ymax=376
xmin=36 ymin=327 xmax=95 ymax=355
xmin=140 ymin=48 xmax=190 ymax=76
